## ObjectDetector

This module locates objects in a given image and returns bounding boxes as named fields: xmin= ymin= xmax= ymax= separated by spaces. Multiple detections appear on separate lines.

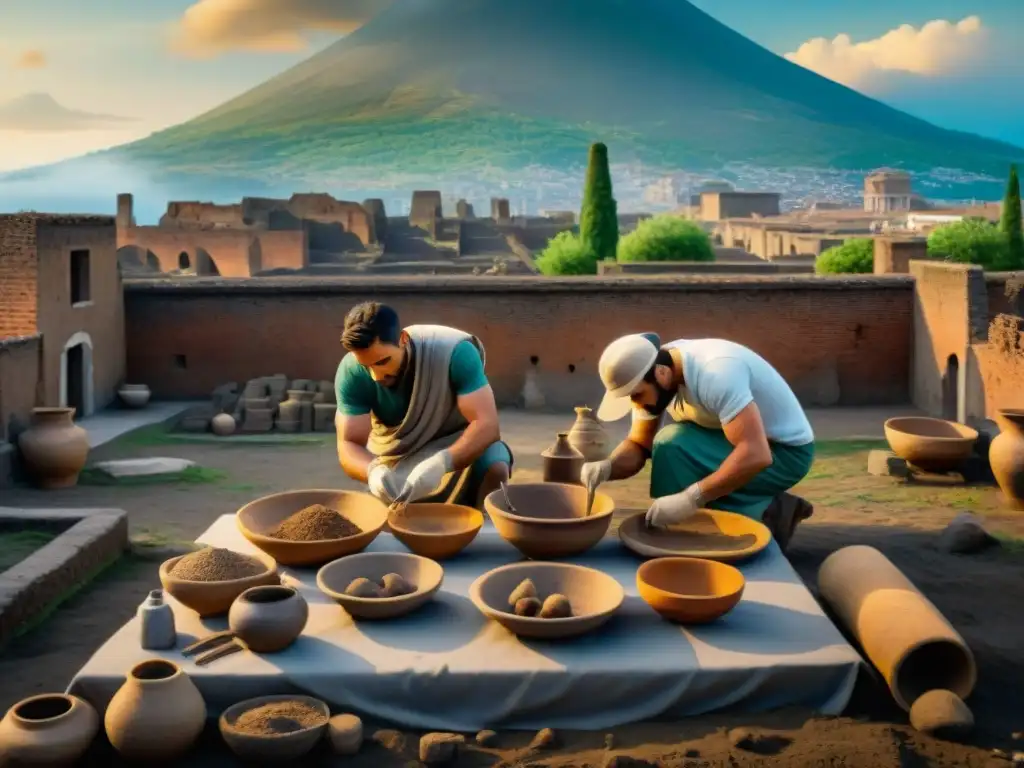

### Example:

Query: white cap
xmin=596 ymin=334 xmax=660 ymax=422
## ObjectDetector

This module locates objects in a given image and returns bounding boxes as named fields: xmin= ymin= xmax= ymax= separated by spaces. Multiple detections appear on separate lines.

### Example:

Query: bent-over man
xmin=582 ymin=333 xmax=815 ymax=552
xmin=334 ymin=302 xmax=512 ymax=510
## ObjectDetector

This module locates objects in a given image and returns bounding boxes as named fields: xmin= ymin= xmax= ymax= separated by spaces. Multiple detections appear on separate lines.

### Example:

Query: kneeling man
xmin=583 ymin=334 xmax=815 ymax=552
xmin=334 ymin=302 xmax=512 ymax=509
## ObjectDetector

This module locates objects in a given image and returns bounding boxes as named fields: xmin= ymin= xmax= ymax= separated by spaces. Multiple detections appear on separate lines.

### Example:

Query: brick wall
xmin=124 ymin=275 xmax=914 ymax=409
xmin=0 ymin=216 xmax=39 ymax=337
xmin=119 ymin=226 xmax=308 ymax=277
xmin=0 ymin=335 xmax=42 ymax=442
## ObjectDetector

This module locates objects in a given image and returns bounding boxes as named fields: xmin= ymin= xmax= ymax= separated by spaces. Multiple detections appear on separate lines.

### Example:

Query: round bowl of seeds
xmin=219 ymin=695 xmax=329 ymax=761
xmin=159 ymin=547 xmax=280 ymax=618
xmin=237 ymin=490 xmax=389 ymax=567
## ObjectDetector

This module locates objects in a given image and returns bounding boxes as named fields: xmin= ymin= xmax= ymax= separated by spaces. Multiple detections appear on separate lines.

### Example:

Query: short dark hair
xmin=341 ymin=302 xmax=401 ymax=350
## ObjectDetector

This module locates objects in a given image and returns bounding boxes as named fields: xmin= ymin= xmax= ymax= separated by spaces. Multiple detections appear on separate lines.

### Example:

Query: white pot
xmin=118 ymin=385 xmax=151 ymax=409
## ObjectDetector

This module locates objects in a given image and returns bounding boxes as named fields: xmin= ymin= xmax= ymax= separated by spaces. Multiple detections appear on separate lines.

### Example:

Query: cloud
xmin=171 ymin=0 xmax=393 ymax=58
xmin=14 ymin=49 xmax=47 ymax=69
xmin=784 ymin=16 xmax=989 ymax=89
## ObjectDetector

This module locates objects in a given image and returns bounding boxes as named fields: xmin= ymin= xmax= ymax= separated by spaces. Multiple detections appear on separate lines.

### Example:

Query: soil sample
xmin=232 ymin=701 xmax=328 ymax=736
xmin=170 ymin=547 xmax=267 ymax=581
xmin=267 ymin=504 xmax=362 ymax=541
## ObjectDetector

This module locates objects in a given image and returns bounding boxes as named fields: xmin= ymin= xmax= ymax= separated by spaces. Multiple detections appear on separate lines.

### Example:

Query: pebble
xmin=937 ymin=512 xmax=999 ymax=554
xmin=530 ymin=727 xmax=558 ymax=749
xmin=372 ymin=728 xmax=405 ymax=752
xmin=909 ymin=690 xmax=974 ymax=741
xmin=328 ymin=714 xmax=363 ymax=755
xmin=727 ymin=727 xmax=792 ymax=756
xmin=475 ymin=729 xmax=498 ymax=747
xmin=992 ymin=749 xmax=1009 ymax=760
xmin=419 ymin=732 xmax=465 ymax=765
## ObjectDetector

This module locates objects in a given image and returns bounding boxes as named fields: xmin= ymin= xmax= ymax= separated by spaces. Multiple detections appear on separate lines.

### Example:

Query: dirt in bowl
xmin=266 ymin=504 xmax=362 ymax=541
xmin=624 ymin=516 xmax=757 ymax=553
xmin=169 ymin=547 xmax=267 ymax=581
xmin=232 ymin=700 xmax=327 ymax=736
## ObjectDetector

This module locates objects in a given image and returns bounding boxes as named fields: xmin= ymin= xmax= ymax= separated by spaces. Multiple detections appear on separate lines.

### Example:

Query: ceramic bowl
xmin=636 ymin=557 xmax=745 ymax=624
xmin=884 ymin=417 xmax=978 ymax=472
xmin=228 ymin=585 xmax=309 ymax=653
xmin=219 ymin=695 xmax=329 ymax=762
xmin=236 ymin=489 xmax=389 ymax=567
xmin=316 ymin=552 xmax=443 ymax=620
xmin=387 ymin=503 xmax=484 ymax=560
xmin=483 ymin=482 xmax=614 ymax=559
xmin=618 ymin=510 xmax=772 ymax=562
xmin=158 ymin=551 xmax=280 ymax=618
xmin=469 ymin=561 xmax=624 ymax=639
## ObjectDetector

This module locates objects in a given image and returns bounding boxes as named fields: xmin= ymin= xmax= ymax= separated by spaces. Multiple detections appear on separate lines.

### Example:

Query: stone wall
xmin=0 ymin=335 xmax=41 ymax=443
xmin=123 ymin=275 xmax=914 ymax=410
xmin=874 ymin=237 xmax=929 ymax=274
xmin=118 ymin=227 xmax=308 ymax=277
xmin=0 ymin=216 xmax=39 ymax=336
xmin=597 ymin=261 xmax=814 ymax=276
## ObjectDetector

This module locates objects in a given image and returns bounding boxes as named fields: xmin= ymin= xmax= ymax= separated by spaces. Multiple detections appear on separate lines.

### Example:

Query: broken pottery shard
xmin=419 ymin=732 xmax=464 ymax=764
xmin=530 ymin=728 xmax=558 ymax=750
xmin=937 ymin=512 xmax=1000 ymax=555
xmin=909 ymin=689 xmax=974 ymax=741
xmin=475 ymin=729 xmax=498 ymax=747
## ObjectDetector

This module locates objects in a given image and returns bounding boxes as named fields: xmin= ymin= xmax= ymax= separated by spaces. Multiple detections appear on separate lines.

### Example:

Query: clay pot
xmin=117 ymin=384 xmax=151 ymax=409
xmin=211 ymin=412 xmax=237 ymax=436
xmin=541 ymin=432 xmax=585 ymax=484
xmin=104 ymin=659 xmax=207 ymax=761
xmin=636 ymin=557 xmax=745 ymax=624
xmin=567 ymin=406 xmax=610 ymax=462
xmin=17 ymin=407 xmax=89 ymax=489
xmin=0 ymin=694 xmax=99 ymax=766
xmin=278 ymin=390 xmax=304 ymax=423
xmin=228 ymin=585 xmax=309 ymax=652
xmin=883 ymin=417 xmax=978 ymax=473
xmin=989 ymin=409 xmax=1024 ymax=510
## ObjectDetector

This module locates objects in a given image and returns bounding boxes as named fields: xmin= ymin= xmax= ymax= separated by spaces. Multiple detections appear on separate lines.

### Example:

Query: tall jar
xmin=567 ymin=406 xmax=610 ymax=462
xmin=0 ymin=694 xmax=99 ymax=766
xmin=104 ymin=659 xmax=207 ymax=762
xmin=541 ymin=432 xmax=585 ymax=484
xmin=989 ymin=408 xmax=1024 ymax=510
xmin=17 ymin=407 xmax=89 ymax=489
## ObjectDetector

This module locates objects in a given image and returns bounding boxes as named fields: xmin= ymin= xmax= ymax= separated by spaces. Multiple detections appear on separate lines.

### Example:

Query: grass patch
xmin=812 ymin=439 xmax=888 ymax=459
xmin=79 ymin=466 xmax=227 ymax=486
xmin=0 ymin=530 xmax=57 ymax=572
xmin=109 ymin=422 xmax=330 ymax=449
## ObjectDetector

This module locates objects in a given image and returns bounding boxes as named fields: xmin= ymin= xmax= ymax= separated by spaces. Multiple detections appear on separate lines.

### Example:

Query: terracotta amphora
xmin=567 ymin=406 xmax=610 ymax=462
xmin=989 ymin=409 xmax=1024 ymax=510
xmin=0 ymin=694 xmax=99 ymax=766
xmin=541 ymin=432 xmax=585 ymax=484
xmin=104 ymin=659 xmax=207 ymax=761
xmin=17 ymin=407 xmax=89 ymax=489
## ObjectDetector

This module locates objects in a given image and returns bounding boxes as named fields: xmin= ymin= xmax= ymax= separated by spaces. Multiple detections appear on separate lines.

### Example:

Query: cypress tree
xmin=579 ymin=142 xmax=619 ymax=262
xmin=1000 ymin=163 xmax=1024 ymax=269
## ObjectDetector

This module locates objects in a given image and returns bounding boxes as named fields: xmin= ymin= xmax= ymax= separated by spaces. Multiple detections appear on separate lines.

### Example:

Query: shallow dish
xmin=618 ymin=509 xmax=771 ymax=562
xmin=316 ymin=552 xmax=443 ymax=620
xmin=388 ymin=503 xmax=484 ymax=560
xmin=637 ymin=556 xmax=745 ymax=624
xmin=219 ymin=694 xmax=329 ymax=761
xmin=158 ymin=551 xmax=280 ymax=618
xmin=884 ymin=416 xmax=978 ymax=472
xmin=483 ymin=482 xmax=614 ymax=559
xmin=469 ymin=561 xmax=623 ymax=640
xmin=236 ymin=489 xmax=388 ymax=567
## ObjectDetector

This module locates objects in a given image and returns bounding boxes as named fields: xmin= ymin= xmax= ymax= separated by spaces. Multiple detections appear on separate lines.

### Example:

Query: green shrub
xmin=815 ymin=238 xmax=874 ymax=275
xmin=617 ymin=216 xmax=714 ymax=262
xmin=927 ymin=217 xmax=1013 ymax=270
xmin=535 ymin=231 xmax=598 ymax=275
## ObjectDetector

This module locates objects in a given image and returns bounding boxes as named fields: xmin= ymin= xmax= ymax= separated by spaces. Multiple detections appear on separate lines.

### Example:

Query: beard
xmin=643 ymin=382 xmax=676 ymax=417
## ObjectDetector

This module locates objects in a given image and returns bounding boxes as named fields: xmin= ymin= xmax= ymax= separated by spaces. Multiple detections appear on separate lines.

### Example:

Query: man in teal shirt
xmin=334 ymin=302 xmax=512 ymax=510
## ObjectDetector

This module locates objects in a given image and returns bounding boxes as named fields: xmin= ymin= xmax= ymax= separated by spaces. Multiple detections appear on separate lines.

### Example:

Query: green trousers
xmin=649 ymin=421 xmax=815 ymax=520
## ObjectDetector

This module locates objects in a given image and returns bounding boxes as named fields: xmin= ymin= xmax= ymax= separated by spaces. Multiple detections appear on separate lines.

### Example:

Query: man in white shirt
xmin=582 ymin=333 xmax=816 ymax=552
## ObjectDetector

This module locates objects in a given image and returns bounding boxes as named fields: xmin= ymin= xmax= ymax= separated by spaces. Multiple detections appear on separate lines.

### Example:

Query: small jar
xmin=138 ymin=590 xmax=177 ymax=650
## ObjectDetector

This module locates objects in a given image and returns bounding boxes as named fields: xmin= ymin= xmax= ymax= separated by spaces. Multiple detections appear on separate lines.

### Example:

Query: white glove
xmin=367 ymin=460 xmax=400 ymax=504
xmin=580 ymin=459 xmax=612 ymax=493
xmin=394 ymin=450 xmax=453 ymax=505
xmin=645 ymin=483 xmax=704 ymax=528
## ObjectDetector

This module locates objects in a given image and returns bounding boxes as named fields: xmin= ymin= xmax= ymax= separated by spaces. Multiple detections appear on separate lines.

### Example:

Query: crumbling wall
xmin=160 ymin=202 xmax=246 ymax=229
xmin=410 ymin=191 xmax=442 ymax=232
xmin=288 ymin=194 xmax=375 ymax=246
xmin=119 ymin=227 xmax=307 ymax=277
xmin=873 ymin=237 xmax=929 ymax=274
xmin=0 ymin=335 xmax=42 ymax=443
xmin=973 ymin=312 xmax=1024 ymax=414
xmin=363 ymin=199 xmax=388 ymax=241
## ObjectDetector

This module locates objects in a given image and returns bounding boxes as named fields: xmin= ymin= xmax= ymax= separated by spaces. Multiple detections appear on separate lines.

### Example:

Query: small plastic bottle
xmin=138 ymin=590 xmax=177 ymax=650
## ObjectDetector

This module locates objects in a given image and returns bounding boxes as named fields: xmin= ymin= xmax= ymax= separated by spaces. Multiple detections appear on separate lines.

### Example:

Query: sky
xmin=0 ymin=0 xmax=1022 ymax=172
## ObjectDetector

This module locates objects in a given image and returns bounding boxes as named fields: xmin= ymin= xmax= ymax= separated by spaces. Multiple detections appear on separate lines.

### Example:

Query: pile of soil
xmin=169 ymin=547 xmax=265 ymax=581
xmin=267 ymin=504 xmax=361 ymax=541
xmin=232 ymin=700 xmax=327 ymax=736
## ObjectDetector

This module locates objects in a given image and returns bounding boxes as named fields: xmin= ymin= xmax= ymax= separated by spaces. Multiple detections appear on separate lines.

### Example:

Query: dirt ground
xmin=1 ymin=413 xmax=1022 ymax=767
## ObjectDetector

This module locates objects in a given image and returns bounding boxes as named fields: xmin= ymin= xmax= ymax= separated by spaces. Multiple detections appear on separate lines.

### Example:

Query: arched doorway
xmin=178 ymin=251 xmax=191 ymax=270
xmin=942 ymin=353 xmax=959 ymax=421
xmin=61 ymin=332 xmax=95 ymax=418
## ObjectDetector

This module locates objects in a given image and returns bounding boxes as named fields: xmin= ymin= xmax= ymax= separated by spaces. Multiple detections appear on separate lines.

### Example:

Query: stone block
xmin=276 ymin=418 xmax=300 ymax=433
xmin=244 ymin=397 xmax=270 ymax=410
xmin=867 ymin=450 xmax=910 ymax=478
xmin=242 ymin=379 xmax=267 ymax=398
xmin=241 ymin=408 xmax=274 ymax=433
xmin=314 ymin=404 xmax=336 ymax=432
xmin=211 ymin=382 xmax=239 ymax=414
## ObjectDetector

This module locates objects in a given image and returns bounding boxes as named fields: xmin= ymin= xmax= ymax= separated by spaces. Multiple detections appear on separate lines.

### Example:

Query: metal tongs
xmin=182 ymin=631 xmax=249 ymax=666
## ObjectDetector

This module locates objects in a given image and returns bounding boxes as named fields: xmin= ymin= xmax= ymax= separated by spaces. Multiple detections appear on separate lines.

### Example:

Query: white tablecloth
xmin=67 ymin=515 xmax=861 ymax=730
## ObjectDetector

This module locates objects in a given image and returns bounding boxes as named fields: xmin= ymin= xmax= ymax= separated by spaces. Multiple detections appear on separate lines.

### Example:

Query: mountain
xmin=0 ymin=93 xmax=134 ymax=131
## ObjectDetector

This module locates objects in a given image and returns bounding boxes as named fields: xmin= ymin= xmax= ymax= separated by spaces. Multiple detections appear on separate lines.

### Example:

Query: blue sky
xmin=1 ymin=0 xmax=1021 ymax=171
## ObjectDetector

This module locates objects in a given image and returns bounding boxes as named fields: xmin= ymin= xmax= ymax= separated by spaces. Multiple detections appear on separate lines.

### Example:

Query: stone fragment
xmin=328 ymin=713 xmax=363 ymax=755
xmin=727 ymin=727 xmax=792 ymax=755
xmin=242 ymin=379 xmax=267 ymax=398
xmin=530 ymin=728 xmax=558 ymax=750
xmin=992 ymin=748 xmax=1010 ymax=760
xmin=244 ymin=397 xmax=270 ymax=410
xmin=93 ymin=458 xmax=196 ymax=478
xmin=241 ymin=408 xmax=274 ymax=433
xmin=937 ymin=512 xmax=1000 ymax=555
xmin=419 ymin=732 xmax=464 ymax=764
xmin=909 ymin=689 xmax=974 ymax=741
xmin=372 ymin=728 xmax=405 ymax=752
xmin=867 ymin=450 xmax=910 ymax=478
xmin=475 ymin=729 xmax=497 ymax=747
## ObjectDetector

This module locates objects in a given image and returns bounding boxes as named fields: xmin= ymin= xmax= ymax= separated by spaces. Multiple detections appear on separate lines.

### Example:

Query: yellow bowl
xmin=637 ymin=557 xmax=745 ymax=624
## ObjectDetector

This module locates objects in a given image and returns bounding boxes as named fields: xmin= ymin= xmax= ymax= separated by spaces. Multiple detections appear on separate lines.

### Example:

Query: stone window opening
xmin=178 ymin=252 xmax=191 ymax=270
xmin=70 ymin=249 xmax=90 ymax=305
xmin=942 ymin=354 xmax=960 ymax=422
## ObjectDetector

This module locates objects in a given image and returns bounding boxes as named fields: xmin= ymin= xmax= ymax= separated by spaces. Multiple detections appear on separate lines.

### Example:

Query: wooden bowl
xmin=483 ymin=483 xmax=614 ymax=559
xmin=636 ymin=557 xmax=745 ymax=624
xmin=618 ymin=510 xmax=772 ymax=562
xmin=219 ymin=695 xmax=329 ymax=761
xmin=236 ymin=489 xmax=388 ymax=567
xmin=469 ymin=561 xmax=624 ymax=639
xmin=884 ymin=417 xmax=978 ymax=472
xmin=387 ymin=503 xmax=484 ymax=560
xmin=316 ymin=552 xmax=443 ymax=620
xmin=158 ymin=551 xmax=280 ymax=618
